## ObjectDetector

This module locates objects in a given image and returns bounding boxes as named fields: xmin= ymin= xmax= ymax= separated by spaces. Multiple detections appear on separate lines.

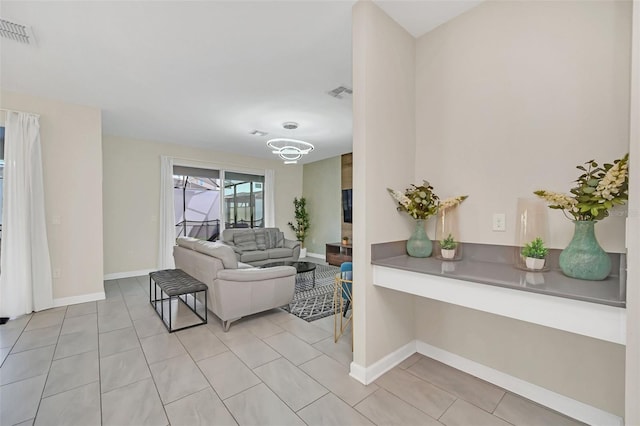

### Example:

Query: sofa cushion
xmin=176 ymin=236 xmax=199 ymax=250
xmin=193 ymin=240 xmax=238 ymax=269
xmin=240 ymin=250 xmax=269 ymax=263
xmin=234 ymin=231 xmax=258 ymax=251
xmin=268 ymin=248 xmax=293 ymax=259
xmin=276 ymin=231 xmax=285 ymax=248
xmin=254 ymin=229 xmax=267 ymax=250
xmin=264 ymin=229 xmax=277 ymax=249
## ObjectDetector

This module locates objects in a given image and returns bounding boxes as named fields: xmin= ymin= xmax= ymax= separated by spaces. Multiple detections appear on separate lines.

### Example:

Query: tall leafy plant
xmin=288 ymin=197 xmax=310 ymax=247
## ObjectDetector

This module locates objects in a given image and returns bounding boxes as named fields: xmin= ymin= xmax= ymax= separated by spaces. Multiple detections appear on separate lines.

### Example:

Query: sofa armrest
xmin=284 ymin=239 xmax=301 ymax=249
xmin=217 ymin=266 xmax=296 ymax=282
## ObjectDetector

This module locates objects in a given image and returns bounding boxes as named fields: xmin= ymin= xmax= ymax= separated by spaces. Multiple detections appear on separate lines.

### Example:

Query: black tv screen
xmin=342 ymin=189 xmax=352 ymax=223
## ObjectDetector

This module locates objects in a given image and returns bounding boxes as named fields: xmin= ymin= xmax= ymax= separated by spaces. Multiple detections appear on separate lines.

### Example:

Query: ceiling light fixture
xmin=266 ymin=122 xmax=314 ymax=164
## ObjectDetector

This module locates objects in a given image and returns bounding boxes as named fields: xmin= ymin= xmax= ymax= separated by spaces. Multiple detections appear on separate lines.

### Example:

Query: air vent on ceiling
xmin=0 ymin=18 xmax=35 ymax=44
xmin=327 ymin=85 xmax=353 ymax=99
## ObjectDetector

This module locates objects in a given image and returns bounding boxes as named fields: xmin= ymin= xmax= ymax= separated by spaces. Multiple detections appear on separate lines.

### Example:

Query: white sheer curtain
xmin=158 ymin=156 xmax=175 ymax=269
xmin=264 ymin=169 xmax=275 ymax=227
xmin=0 ymin=111 xmax=53 ymax=317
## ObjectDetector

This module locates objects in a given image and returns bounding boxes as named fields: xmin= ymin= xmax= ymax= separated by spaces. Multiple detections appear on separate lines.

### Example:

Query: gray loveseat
xmin=221 ymin=227 xmax=300 ymax=266
xmin=173 ymin=237 xmax=296 ymax=330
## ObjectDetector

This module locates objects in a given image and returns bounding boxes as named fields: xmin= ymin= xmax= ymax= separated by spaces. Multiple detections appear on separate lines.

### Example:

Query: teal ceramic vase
xmin=407 ymin=219 xmax=432 ymax=258
xmin=559 ymin=221 xmax=611 ymax=280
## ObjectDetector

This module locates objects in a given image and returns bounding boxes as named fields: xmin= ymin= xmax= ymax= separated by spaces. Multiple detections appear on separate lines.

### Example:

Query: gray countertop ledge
xmin=371 ymin=241 xmax=626 ymax=308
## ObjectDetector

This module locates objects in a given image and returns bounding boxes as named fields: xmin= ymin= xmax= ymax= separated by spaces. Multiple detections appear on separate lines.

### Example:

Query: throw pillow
xmin=254 ymin=229 xmax=267 ymax=250
xmin=265 ymin=228 xmax=277 ymax=249
xmin=276 ymin=231 xmax=285 ymax=248
xmin=234 ymin=232 xmax=258 ymax=251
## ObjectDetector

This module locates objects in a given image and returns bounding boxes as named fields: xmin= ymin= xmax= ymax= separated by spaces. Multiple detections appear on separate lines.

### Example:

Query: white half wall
xmin=352 ymin=0 xmax=417 ymax=366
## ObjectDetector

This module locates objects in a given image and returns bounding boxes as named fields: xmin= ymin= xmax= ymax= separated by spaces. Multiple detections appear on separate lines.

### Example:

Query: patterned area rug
xmin=283 ymin=264 xmax=339 ymax=322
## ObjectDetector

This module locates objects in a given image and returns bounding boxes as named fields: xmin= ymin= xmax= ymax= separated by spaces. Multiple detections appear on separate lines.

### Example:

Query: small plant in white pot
xmin=521 ymin=237 xmax=549 ymax=270
xmin=440 ymin=234 xmax=457 ymax=260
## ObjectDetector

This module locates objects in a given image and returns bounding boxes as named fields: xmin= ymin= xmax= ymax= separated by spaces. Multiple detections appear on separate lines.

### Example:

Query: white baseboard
xmin=306 ymin=252 xmax=326 ymax=260
xmin=416 ymin=340 xmax=622 ymax=426
xmin=104 ymin=269 xmax=155 ymax=281
xmin=53 ymin=291 xmax=105 ymax=307
xmin=350 ymin=340 xmax=416 ymax=385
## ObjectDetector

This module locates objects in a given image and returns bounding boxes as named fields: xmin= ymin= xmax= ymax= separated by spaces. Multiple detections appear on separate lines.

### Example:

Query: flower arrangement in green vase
xmin=387 ymin=181 xmax=467 ymax=258
xmin=534 ymin=153 xmax=628 ymax=280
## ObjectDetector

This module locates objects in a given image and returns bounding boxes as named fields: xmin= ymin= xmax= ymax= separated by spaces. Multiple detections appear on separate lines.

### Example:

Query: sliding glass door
xmin=173 ymin=166 xmax=221 ymax=241
xmin=224 ymin=171 xmax=264 ymax=229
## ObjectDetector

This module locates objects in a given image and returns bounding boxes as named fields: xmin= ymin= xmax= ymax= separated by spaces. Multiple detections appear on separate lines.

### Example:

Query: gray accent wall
xmin=302 ymin=156 xmax=341 ymax=256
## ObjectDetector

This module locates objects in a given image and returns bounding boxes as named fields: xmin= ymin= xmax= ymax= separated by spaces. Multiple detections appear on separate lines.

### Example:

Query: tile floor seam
xmin=403 ymin=362 xmax=494 ymax=411
xmin=219 ymin=380 xmax=265 ymax=402
xmin=52 ymin=344 xmax=98 ymax=362
xmin=171 ymin=324 xmax=239 ymax=424
xmin=40 ymin=378 xmax=101 ymax=400
xmin=32 ymin=307 xmax=66 ymax=425
xmin=253 ymin=357 xmax=331 ymax=414
xmin=94 ymin=306 xmax=104 ymax=426
xmin=375 ymin=377 xmax=456 ymax=421
xmin=493 ymin=390 xmax=508 ymax=414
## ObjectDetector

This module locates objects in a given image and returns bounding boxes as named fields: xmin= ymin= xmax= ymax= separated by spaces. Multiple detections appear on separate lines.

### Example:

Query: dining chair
xmin=334 ymin=261 xmax=353 ymax=347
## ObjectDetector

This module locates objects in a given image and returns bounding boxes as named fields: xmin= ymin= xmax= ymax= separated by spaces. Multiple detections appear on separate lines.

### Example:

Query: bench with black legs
xmin=149 ymin=269 xmax=208 ymax=333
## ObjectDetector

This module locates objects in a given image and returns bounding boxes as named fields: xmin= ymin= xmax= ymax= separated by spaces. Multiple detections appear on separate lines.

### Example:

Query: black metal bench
xmin=149 ymin=269 xmax=208 ymax=333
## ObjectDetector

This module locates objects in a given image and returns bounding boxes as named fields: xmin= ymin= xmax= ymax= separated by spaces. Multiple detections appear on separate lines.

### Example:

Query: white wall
xmin=302 ymin=156 xmax=341 ymax=255
xmin=352 ymin=0 xmax=417 ymax=366
xmin=103 ymin=135 xmax=302 ymax=276
xmin=625 ymin=2 xmax=640 ymax=423
xmin=0 ymin=91 xmax=104 ymax=303
xmin=415 ymin=0 xmax=631 ymax=252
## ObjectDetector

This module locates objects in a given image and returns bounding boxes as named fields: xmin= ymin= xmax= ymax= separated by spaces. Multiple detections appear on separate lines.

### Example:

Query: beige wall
xmin=302 ymin=156 xmax=341 ymax=255
xmin=409 ymin=0 xmax=632 ymax=416
xmin=352 ymin=1 xmax=417 ymax=366
xmin=415 ymin=299 xmax=625 ymax=415
xmin=415 ymin=0 xmax=631 ymax=252
xmin=103 ymin=135 xmax=302 ymax=275
xmin=351 ymin=0 xmax=632 ymax=417
xmin=0 ymin=91 xmax=104 ymax=302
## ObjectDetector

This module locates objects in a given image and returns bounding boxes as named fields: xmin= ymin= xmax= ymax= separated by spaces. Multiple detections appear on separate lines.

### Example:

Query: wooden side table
xmin=326 ymin=242 xmax=352 ymax=267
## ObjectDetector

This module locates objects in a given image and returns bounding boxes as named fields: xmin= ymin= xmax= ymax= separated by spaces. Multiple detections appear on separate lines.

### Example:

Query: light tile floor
xmin=0 ymin=275 xmax=586 ymax=426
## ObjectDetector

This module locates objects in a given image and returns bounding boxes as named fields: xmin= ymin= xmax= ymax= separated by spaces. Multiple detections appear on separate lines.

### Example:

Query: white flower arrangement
xmin=387 ymin=181 xmax=468 ymax=220
xmin=534 ymin=154 xmax=628 ymax=221
xmin=439 ymin=195 xmax=469 ymax=210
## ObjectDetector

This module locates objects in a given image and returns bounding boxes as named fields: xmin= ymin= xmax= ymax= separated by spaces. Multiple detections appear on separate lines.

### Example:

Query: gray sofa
xmin=221 ymin=227 xmax=300 ymax=266
xmin=173 ymin=237 xmax=296 ymax=330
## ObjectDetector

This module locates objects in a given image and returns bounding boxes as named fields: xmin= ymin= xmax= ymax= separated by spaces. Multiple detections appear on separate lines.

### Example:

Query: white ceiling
xmin=0 ymin=1 xmax=480 ymax=164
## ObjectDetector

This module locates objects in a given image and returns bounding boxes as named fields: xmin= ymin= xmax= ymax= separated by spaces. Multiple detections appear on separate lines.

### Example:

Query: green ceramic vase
xmin=559 ymin=221 xmax=611 ymax=281
xmin=407 ymin=219 xmax=432 ymax=258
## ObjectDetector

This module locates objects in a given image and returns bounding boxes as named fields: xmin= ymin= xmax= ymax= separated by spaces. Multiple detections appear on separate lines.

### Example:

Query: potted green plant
xmin=440 ymin=233 xmax=457 ymax=259
xmin=521 ymin=237 xmax=549 ymax=270
xmin=288 ymin=197 xmax=310 ymax=257
xmin=342 ymin=236 xmax=349 ymax=245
